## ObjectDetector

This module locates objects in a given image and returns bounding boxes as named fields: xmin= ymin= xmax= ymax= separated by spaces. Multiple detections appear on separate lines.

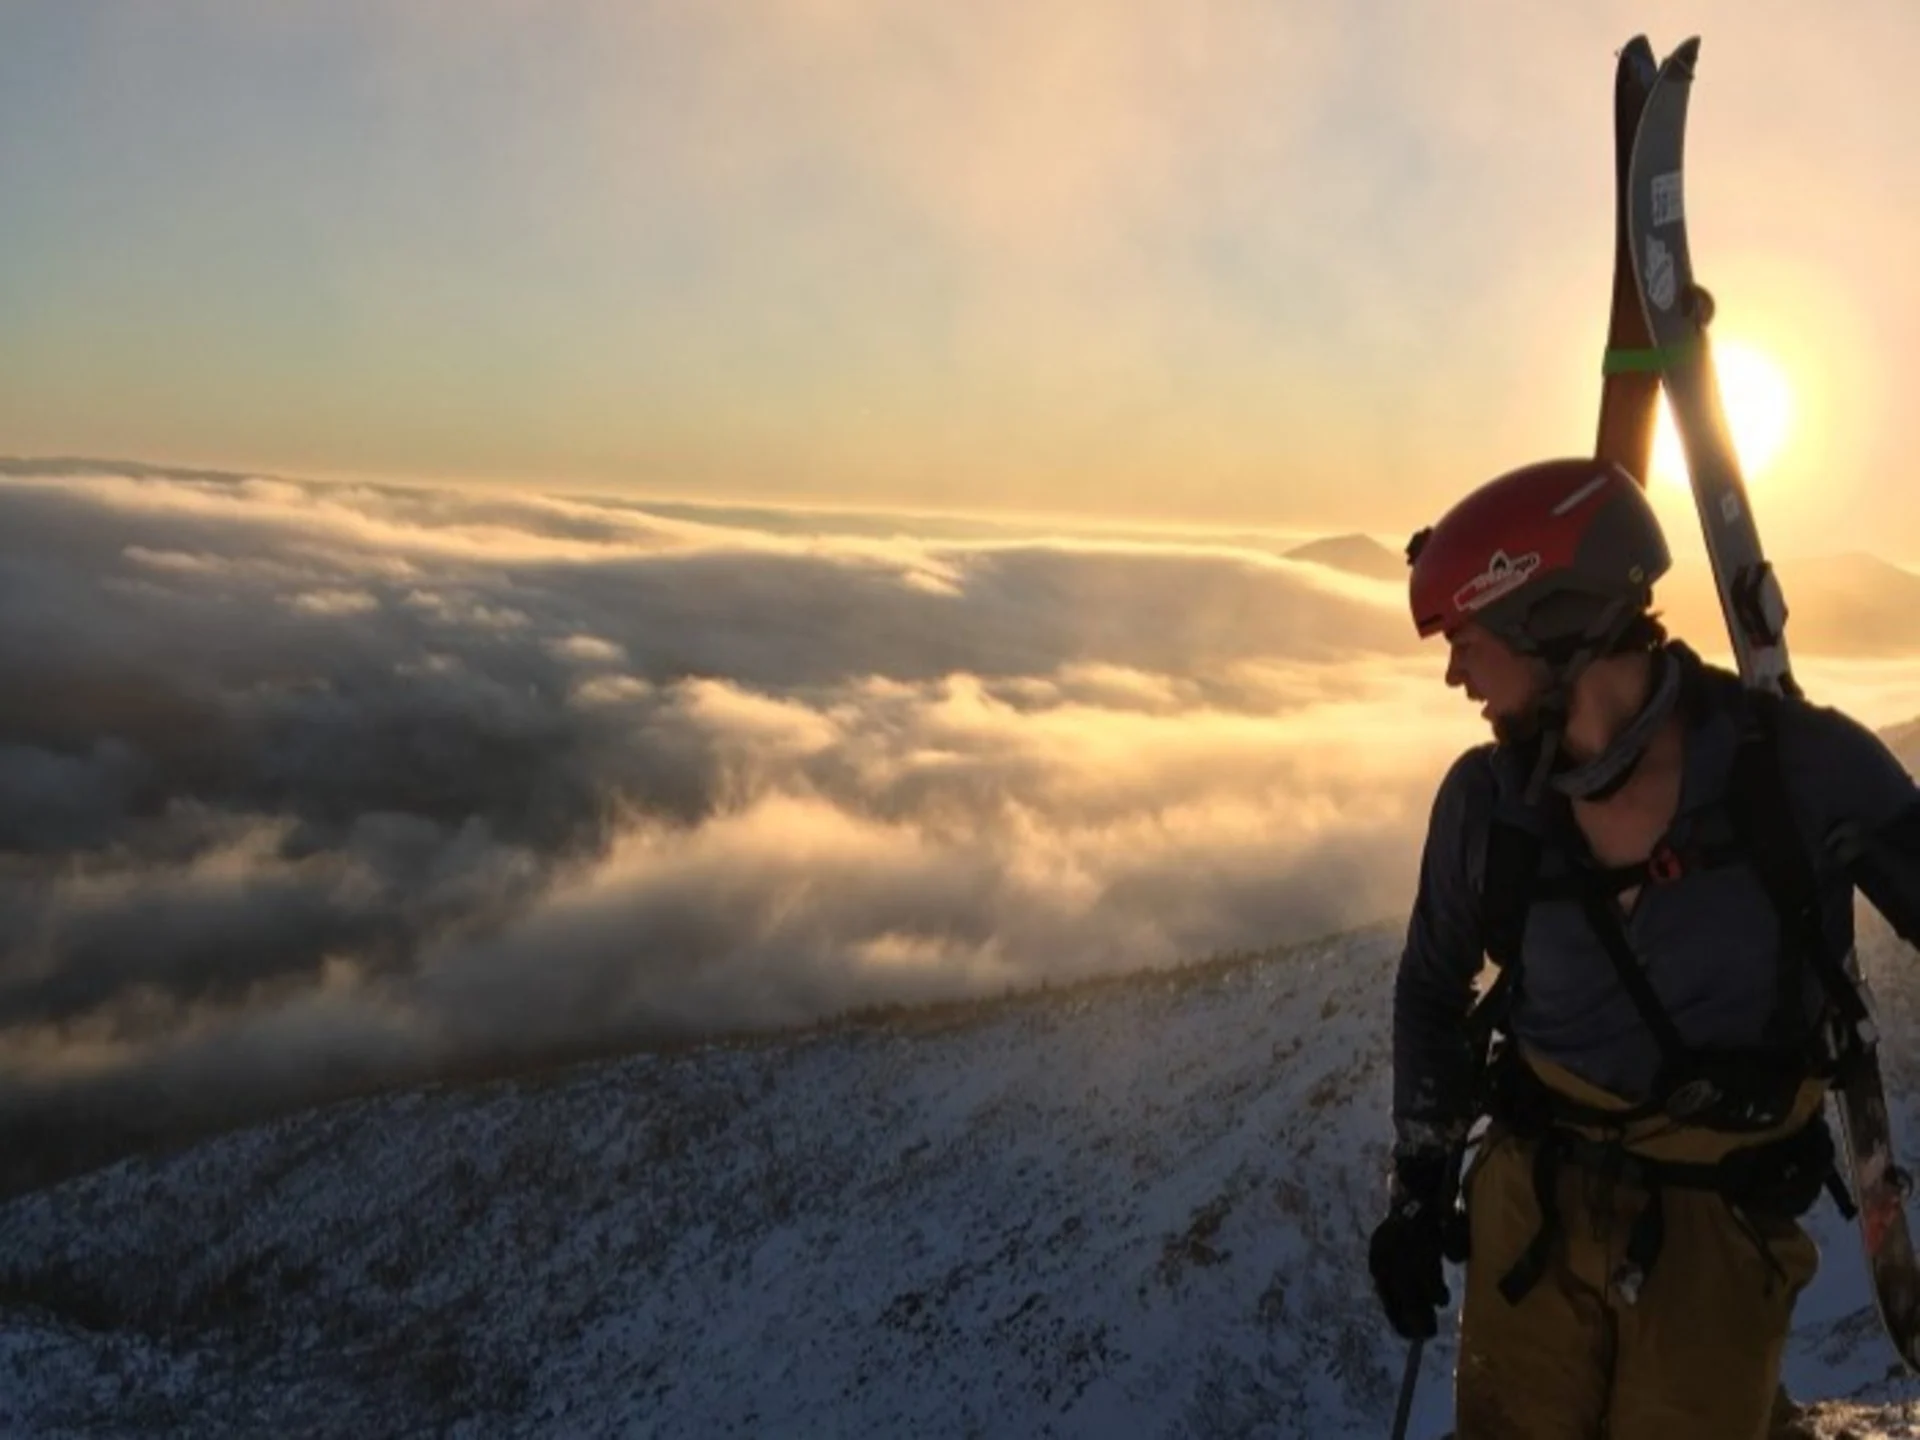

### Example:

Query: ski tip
xmin=1616 ymin=35 xmax=1658 ymax=85
xmin=1668 ymin=36 xmax=1702 ymax=75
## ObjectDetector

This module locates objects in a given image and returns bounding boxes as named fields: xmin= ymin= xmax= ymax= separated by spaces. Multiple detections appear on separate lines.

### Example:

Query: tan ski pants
xmin=1453 ymin=1056 xmax=1825 ymax=1440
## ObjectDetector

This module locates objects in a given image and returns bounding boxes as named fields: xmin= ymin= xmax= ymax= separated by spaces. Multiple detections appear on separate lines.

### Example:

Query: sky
xmin=8 ymin=2 xmax=1920 ymax=553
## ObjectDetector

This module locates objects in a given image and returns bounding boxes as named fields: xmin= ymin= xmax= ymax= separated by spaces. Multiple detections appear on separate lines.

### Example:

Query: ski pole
xmin=1389 ymin=1137 xmax=1470 ymax=1440
xmin=1390 ymin=1337 xmax=1422 ymax=1440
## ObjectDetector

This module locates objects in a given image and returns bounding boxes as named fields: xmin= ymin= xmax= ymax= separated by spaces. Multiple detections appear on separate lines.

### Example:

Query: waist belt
xmin=1483 ymin=1056 xmax=1851 ymax=1306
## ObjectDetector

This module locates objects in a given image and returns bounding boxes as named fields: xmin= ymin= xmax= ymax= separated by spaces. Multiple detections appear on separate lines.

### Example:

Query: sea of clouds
xmin=7 ymin=461 xmax=1920 ymax=1158
xmin=0 ymin=464 xmax=1479 ymax=1139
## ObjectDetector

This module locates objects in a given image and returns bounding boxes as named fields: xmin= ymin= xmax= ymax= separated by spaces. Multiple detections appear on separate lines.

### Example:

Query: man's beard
xmin=1491 ymin=700 xmax=1548 ymax=748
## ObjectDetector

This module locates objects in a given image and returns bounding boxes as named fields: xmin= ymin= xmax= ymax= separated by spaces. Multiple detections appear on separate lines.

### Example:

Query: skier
xmin=1369 ymin=456 xmax=1920 ymax=1438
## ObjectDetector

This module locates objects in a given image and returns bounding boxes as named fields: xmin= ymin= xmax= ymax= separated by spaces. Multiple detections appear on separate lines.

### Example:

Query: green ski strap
xmin=1602 ymin=341 xmax=1700 ymax=375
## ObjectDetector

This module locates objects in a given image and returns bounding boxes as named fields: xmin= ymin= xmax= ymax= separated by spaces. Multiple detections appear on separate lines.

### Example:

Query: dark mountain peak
xmin=1285 ymin=533 xmax=1405 ymax=582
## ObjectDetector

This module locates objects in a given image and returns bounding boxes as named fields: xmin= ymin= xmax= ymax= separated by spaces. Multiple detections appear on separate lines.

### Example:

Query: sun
xmin=1650 ymin=339 xmax=1794 ymax=488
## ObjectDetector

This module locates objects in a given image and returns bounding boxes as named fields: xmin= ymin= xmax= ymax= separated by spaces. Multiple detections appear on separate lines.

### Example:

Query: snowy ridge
xmin=5 ymin=920 xmax=1920 ymax=1437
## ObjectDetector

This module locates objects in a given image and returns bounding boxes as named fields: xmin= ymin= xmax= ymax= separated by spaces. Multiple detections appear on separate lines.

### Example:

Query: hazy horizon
xmin=20 ymin=450 xmax=1920 ymax=573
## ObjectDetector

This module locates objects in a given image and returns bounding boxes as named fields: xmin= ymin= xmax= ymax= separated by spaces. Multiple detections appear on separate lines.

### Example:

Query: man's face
xmin=1444 ymin=622 xmax=1544 ymax=743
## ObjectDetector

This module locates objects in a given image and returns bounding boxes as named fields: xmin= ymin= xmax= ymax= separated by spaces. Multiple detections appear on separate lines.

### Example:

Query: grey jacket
xmin=1393 ymin=642 xmax=1920 ymax=1155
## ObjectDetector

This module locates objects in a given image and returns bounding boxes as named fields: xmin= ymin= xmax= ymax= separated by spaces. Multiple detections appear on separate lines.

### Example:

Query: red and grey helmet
xmin=1405 ymin=458 xmax=1670 ymax=655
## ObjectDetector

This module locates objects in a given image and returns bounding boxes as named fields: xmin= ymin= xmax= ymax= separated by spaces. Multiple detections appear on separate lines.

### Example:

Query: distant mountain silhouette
xmin=1284 ymin=533 xmax=1405 ymax=582
xmin=1882 ymin=717 xmax=1920 ymax=776
xmin=1655 ymin=552 xmax=1920 ymax=658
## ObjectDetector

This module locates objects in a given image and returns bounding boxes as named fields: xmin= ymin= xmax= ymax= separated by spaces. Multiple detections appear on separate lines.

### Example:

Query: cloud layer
xmin=0 ymin=465 xmax=1479 ymax=1162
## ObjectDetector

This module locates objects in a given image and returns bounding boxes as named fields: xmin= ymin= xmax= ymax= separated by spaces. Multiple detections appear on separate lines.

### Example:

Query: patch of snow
xmin=2 ymin=917 xmax=1918 ymax=1435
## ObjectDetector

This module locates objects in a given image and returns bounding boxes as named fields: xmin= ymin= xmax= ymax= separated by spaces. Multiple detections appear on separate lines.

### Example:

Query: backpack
xmin=1465 ymin=680 xmax=1872 ymax=1133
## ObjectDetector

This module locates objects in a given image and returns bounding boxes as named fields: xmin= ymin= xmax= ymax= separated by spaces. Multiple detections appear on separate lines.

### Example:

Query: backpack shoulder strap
xmin=1482 ymin=818 xmax=1541 ymax=972
xmin=1468 ymin=815 xmax=1542 ymax=1047
xmin=1722 ymin=688 xmax=1869 ymax=1052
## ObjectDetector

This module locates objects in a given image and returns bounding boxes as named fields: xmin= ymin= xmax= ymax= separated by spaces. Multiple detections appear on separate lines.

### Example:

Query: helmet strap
xmin=1514 ymin=598 xmax=1641 ymax=806
xmin=1522 ymin=704 xmax=1569 ymax=806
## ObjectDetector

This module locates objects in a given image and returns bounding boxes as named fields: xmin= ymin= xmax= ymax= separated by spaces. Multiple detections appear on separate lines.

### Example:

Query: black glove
xmin=1368 ymin=1153 xmax=1453 ymax=1340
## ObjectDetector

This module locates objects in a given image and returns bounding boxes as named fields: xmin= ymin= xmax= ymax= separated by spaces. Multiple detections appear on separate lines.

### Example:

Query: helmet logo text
xmin=1454 ymin=550 xmax=1541 ymax=613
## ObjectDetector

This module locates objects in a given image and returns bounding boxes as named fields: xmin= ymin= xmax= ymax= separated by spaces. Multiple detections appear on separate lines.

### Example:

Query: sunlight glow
xmin=1651 ymin=340 xmax=1795 ymax=489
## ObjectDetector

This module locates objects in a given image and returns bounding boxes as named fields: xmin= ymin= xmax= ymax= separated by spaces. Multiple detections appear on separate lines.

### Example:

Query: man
xmin=1368 ymin=457 xmax=1920 ymax=1438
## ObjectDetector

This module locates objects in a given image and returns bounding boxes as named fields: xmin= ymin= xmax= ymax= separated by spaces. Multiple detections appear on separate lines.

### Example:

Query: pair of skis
xmin=1602 ymin=34 xmax=1920 ymax=1370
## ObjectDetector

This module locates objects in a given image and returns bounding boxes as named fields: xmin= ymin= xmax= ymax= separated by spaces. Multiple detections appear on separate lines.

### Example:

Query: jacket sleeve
xmin=1784 ymin=703 xmax=1920 ymax=942
xmin=1391 ymin=747 xmax=1496 ymax=1159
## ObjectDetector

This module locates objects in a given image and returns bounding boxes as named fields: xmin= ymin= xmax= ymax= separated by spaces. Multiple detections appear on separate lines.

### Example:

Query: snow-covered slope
xmin=5 ymin=920 xmax=1920 ymax=1437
